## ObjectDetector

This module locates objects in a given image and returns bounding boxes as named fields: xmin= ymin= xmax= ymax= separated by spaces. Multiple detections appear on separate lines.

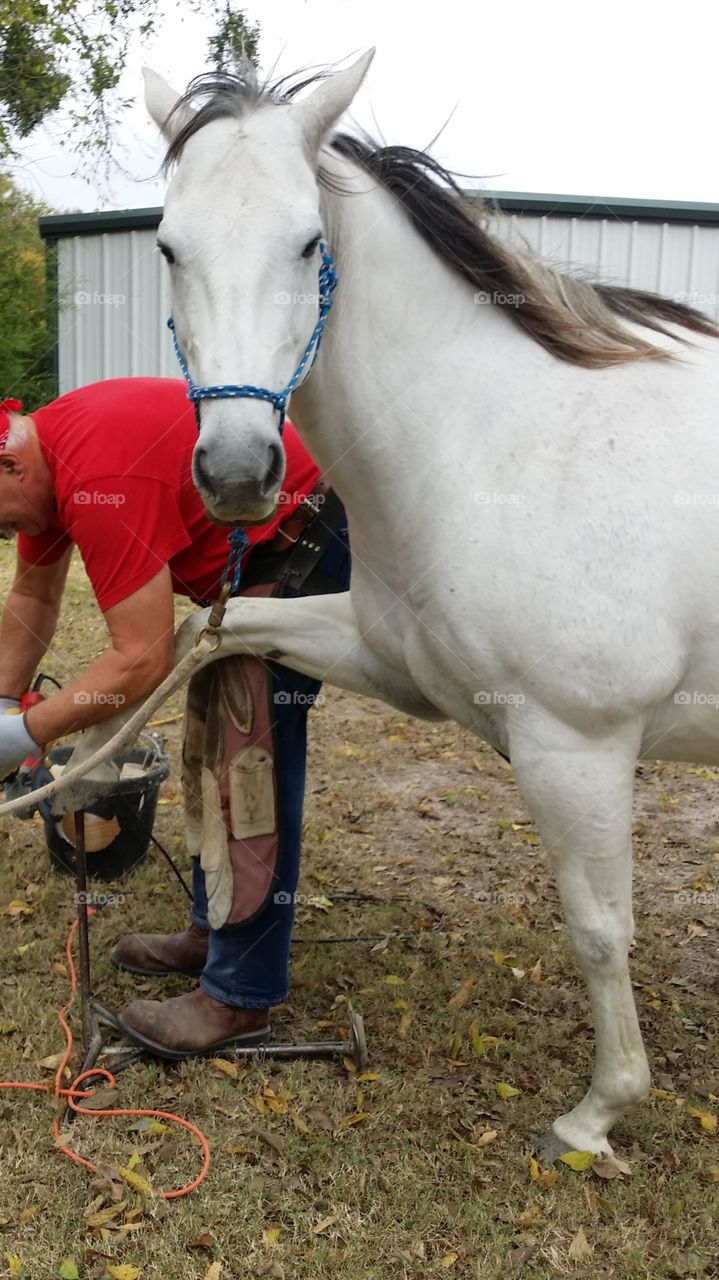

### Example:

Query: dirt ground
xmin=0 ymin=546 xmax=718 ymax=1279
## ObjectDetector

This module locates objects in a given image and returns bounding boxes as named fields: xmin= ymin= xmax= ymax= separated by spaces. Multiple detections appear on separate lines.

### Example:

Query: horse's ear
xmin=143 ymin=67 xmax=192 ymax=141
xmin=296 ymin=49 xmax=375 ymax=152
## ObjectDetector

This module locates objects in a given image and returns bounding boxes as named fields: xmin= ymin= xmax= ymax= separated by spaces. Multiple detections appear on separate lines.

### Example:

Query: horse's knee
xmin=572 ymin=922 xmax=631 ymax=972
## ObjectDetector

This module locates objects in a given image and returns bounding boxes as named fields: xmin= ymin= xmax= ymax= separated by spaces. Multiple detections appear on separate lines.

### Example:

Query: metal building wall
xmin=45 ymin=198 xmax=719 ymax=393
xmin=56 ymin=226 xmax=175 ymax=392
xmin=493 ymin=213 xmax=719 ymax=318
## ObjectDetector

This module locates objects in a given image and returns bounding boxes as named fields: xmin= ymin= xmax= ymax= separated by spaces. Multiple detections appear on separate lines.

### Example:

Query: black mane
xmin=162 ymin=65 xmax=719 ymax=368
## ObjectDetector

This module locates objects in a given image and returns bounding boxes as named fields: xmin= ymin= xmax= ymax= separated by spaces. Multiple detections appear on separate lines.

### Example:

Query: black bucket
xmin=39 ymin=735 xmax=171 ymax=881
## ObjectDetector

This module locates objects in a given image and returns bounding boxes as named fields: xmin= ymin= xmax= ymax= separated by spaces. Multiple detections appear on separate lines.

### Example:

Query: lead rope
xmin=202 ymin=526 xmax=249 ymax=638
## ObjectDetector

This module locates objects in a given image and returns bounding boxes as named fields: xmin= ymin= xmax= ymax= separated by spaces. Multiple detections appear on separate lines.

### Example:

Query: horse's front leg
xmin=508 ymin=709 xmax=650 ymax=1157
xmin=176 ymin=590 xmax=435 ymax=716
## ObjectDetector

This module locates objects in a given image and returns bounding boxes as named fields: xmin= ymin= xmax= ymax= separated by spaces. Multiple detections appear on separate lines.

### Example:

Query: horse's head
xmin=144 ymin=53 xmax=373 ymax=524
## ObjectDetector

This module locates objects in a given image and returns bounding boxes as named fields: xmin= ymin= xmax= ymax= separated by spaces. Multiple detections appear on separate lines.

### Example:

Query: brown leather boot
xmin=116 ymin=987 xmax=270 ymax=1059
xmin=109 ymin=924 xmax=209 ymax=977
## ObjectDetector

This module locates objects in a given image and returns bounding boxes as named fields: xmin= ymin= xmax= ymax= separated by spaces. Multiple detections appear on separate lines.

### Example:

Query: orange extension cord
xmin=0 ymin=912 xmax=211 ymax=1199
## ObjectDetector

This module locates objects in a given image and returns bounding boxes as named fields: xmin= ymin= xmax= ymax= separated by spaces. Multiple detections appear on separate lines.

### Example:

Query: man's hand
xmin=0 ymin=713 xmax=39 ymax=780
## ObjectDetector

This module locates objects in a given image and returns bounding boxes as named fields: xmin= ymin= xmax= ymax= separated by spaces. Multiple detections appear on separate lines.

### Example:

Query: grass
xmin=1 ymin=545 xmax=718 ymax=1279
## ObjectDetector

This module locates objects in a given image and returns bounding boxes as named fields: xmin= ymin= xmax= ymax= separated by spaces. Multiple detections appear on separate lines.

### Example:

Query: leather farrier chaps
xmin=181 ymin=484 xmax=345 ymax=930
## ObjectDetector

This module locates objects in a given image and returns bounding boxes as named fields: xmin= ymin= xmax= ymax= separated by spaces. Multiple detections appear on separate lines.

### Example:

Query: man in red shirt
xmin=0 ymin=378 xmax=350 ymax=1056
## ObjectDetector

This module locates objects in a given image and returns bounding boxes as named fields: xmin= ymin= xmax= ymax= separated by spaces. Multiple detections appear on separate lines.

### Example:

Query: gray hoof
xmin=532 ymin=1127 xmax=578 ymax=1163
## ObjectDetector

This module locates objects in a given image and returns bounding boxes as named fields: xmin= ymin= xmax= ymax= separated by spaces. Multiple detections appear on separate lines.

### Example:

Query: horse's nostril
xmin=194 ymin=446 xmax=214 ymax=494
xmin=264 ymin=441 xmax=283 ymax=491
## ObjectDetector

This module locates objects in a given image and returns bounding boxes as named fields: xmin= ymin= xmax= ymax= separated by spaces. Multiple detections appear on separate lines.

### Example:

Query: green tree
xmin=0 ymin=171 xmax=54 ymax=406
xmin=208 ymin=5 xmax=260 ymax=71
xmin=0 ymin=3 xmax=261 ymax=160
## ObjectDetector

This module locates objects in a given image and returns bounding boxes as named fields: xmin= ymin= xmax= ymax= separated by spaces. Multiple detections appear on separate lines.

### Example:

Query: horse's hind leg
xmin=508 ymin=712 xmax=650 ymax=1157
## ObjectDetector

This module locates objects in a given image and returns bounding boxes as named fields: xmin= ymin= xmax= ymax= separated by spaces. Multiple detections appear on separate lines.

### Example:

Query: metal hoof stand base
xmin=70 ymin=811 xmax=369 ymax=1089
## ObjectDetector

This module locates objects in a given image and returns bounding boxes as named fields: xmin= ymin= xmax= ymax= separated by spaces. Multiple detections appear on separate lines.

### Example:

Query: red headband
xmin=0 ymin=399 xmax=23 ymax=450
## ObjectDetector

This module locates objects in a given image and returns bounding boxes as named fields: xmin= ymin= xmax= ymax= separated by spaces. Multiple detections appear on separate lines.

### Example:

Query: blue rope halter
xmin=167 ymin=240 xmax=338 ymax=433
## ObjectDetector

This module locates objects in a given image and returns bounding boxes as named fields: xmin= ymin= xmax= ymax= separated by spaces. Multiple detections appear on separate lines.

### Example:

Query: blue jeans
xmin=190 ymin=510 xmax=350 ymax=1008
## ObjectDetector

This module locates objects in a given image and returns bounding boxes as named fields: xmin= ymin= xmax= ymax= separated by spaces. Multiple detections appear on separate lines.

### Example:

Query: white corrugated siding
xmin=54 ymin=209 xmax=719 ymax=392
xmin=492 ymin=214 xmax=719 ymax=315
xmin=57 ymin=228 xmax=176 ymax=392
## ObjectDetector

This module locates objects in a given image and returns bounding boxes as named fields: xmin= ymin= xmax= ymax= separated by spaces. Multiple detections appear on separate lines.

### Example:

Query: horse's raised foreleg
xmin=176 ymin=590 xmax=436 ymax=716
xmin=509 ymin=711 xmax=650 ymax=1157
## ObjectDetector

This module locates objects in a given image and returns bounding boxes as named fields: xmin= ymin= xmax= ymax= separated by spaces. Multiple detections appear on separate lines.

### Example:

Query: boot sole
xmin=110 ymin=956 xmax=206 ymax=978
xmin=114 ymin=1014 xmax=271 ymax=1061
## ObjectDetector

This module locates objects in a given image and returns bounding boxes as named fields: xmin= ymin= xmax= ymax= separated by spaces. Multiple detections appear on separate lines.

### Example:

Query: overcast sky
xmin=11 ymin=0 xmax=719 ymax=213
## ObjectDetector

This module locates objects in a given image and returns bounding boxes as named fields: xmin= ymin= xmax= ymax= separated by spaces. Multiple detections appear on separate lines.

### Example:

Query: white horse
xmin=113 ymin=53 xmax=719 ymax=1157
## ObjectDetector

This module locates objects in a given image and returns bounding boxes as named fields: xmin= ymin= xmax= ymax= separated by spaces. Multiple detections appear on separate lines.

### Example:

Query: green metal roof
xmin=37 ymin=192 xmax=719 ymax=240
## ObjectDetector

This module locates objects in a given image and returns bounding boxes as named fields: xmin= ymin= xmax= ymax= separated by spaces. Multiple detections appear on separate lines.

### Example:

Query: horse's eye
xmin=301 ymin=235 xmax=321 ymax=260
xmin=157 ymin=241 xmax=176 ymax=265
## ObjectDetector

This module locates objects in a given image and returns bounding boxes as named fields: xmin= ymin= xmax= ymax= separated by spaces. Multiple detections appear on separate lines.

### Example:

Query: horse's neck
xmin=291 ymin=153 xmax=536 ymax=526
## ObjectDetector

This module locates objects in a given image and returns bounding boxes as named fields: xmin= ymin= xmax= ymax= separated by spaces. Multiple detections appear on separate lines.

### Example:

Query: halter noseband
xmin=167 ymin=241 xmax=338 ymax=433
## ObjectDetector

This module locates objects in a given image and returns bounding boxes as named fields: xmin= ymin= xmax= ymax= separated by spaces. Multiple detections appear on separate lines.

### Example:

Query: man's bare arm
xmin=0 ymin=551 xmax=72 ymax=696
xmin=25 ymin=565 xmax=176 ymax=745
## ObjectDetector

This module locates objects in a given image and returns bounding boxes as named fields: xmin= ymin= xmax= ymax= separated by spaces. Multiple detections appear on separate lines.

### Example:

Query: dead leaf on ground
xmin=84 ymin=1201 xmax=127 ymax=1228
xmin=254 ymin=1129 xmax=284 ymax=1156
xmin=687 ymin=1106 xmax=717 ymax=1134
xmin=495 ymin=1082 xmax=521 ymax=1100
xmin=3 ymin=899 xmax=33 ymax=918
xmin=591 ymin=1155 xmax=632 ymax=1179
xmin=528 ymin=1155 xmax=558 ymax=1188
xmin=118 ymin=1166 xmax=153 ymax=1198
xmin=305 ymin=1107 xmax=333 ymax=1132
xmin=335 ymin=1111 xmax=370 ymax=1134
xmin=75 ymin=1087 xmax=119 ymax=1112
xmin=209 ymin=1058 xmax=240 ymax=1080
xmin=568 ymin=1226 xmax=593 ymax=1261
xmin=583 ymin=1187 xmax=614 ymax=1219
xmin=187 ymin=1233 xmax=216 ymax=1252
xmin=558 ymin=1150 xmax=595 ymax=1171
xmin=475 ymin=1129 xmax=498 ymax=1148
xmin=448 ymin=976 xmax=475 ymax=1009
xmin=313 ymin=1215 xmax=338 ymax=1235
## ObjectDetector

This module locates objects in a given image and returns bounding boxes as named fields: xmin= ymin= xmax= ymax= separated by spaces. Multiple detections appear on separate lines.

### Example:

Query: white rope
xmin=0 ymin=633 xmax=218 ymax=820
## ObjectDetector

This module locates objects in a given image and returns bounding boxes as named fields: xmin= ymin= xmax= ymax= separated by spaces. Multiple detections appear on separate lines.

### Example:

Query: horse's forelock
xmin=162 ymin=64 xmax=334 ymax=174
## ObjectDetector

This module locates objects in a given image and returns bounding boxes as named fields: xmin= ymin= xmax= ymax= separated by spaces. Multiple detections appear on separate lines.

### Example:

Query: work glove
xmin=0 ymin=696 xmax=21 ymax=715
xmin=0 ymin=713 xmax=40 ymax=780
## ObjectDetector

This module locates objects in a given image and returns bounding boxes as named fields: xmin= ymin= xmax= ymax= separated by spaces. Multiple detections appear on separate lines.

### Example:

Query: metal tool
xmin=69 ymin=808 xmax=369 ymax=1087
xmin=224 ymin=1010 xmax=368 ymax=1071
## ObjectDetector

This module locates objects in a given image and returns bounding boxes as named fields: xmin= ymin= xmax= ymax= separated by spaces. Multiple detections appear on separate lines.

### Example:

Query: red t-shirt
xmin=18 ymin=378 xmax=320 ymax=611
